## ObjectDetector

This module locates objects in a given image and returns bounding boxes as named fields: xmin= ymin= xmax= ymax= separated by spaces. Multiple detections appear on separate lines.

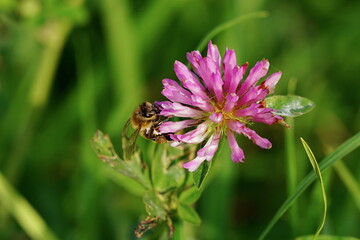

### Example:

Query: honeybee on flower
xmin=156 ymin=41 xmax=287 ymax=171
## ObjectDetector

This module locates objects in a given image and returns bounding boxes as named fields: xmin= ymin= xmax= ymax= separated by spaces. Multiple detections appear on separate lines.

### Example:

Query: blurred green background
xmin=0 ymin=0 xmax=359 ymax=239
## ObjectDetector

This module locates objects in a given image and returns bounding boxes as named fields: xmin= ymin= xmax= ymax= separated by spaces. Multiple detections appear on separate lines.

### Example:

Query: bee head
xmin=140 ymin=102 xmax=159 ymax=118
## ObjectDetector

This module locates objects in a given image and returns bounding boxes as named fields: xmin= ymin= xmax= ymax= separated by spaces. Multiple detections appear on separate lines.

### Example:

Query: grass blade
xmin=0 ymin=172 xmax=59 ymax=240
xmin=259 ymin=131 xmax=360 ymax=240
xmin=195 ymin=11 xmax=268 ymax=53
xmin=300 ymin=138 xmax=327 ymax=239
xmin=334 ymin=161 xmax=360 ymax=212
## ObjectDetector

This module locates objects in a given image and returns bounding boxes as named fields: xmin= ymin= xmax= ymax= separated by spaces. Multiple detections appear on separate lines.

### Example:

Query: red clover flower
xmin=156 ymin=41 xmax=287 ymax=172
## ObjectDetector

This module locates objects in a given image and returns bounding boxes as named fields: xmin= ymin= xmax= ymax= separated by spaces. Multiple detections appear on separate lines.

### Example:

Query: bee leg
xmin=154 ymin=116 xmax=170 ymax=127
xmin=164 ymin=134 xmax=173 ymax=142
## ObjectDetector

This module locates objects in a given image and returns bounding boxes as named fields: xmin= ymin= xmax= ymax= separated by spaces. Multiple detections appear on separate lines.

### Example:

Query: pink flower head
xmin=157 ymin=41 xmax=286 ymax=172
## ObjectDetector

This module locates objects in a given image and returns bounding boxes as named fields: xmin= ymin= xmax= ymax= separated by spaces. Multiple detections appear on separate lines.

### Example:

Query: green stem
xmin=285 ymin=117 xmax=299 ymax=234
xmin=0 ymin=172 xmax=59 ymax=240
xmin=172 ymin=219 xmax=184 ymax=240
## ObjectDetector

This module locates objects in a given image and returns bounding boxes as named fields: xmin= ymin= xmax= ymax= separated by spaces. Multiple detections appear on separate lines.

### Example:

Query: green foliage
xmin=91 ymin=130 xmax=202 ymax=237
xmin=266 ymin=95 xmax=315 ymax=117
xmin=91 ymin=130 xmax=151 ymax=189
xmin=1 ymin=0 xmax=360 ymax=239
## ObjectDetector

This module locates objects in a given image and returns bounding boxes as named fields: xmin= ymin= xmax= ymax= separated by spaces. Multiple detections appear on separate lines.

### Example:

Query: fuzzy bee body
xmin=122 ymin=102 xmax=171 ymax=159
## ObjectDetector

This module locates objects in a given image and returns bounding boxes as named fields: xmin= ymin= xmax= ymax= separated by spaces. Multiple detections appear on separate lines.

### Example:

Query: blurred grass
xmin=1 ymin=0 xmax=360 ymax=239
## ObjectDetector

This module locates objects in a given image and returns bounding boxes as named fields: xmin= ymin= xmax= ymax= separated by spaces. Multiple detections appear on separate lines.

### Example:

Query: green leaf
xmin=91 ymin=130 xmax=151 ymax=189
xmin=143 ymin=191 xmax=167 ymax=220
xmin=151 ymin=144 xmax=186 ymax=193
xmin=301 ymin=138 xmax=327 ymax=239
xmin=193 ymin=160 xmax=211 ymax=190
xmin=296 ymin=235 xmax=360 ymax=240
xmin=179 ymin=186 xmax=202 ymax=205
xmin=258 ymin=131 xmax=360 ymax=240
xmin=103 ymin=168 xmax=147 ymax=197
xmin=265 ymin=95 xmax=315 ymax=117
xmin=177 ymin=204 xmax=201 ymax=225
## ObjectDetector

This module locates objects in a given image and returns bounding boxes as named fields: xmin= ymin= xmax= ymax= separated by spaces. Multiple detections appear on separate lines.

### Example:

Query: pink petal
xmin=264 ymin=71 xmax=282 ymax=93
xmin=240 ymin=126 xmax=272 ymax=149
xmin=187 ymin=49 xmax=223 ymax=101
xmin=222 ymin=49 xmax=237 ymax=76
xmin=227 ymin=63 xmax=248 ymax=94
xmin=227 ymin=121 xmax=272 ymax=149
xmin=159 ymin=119 xmax=198 ymax=133
xmin=207 ymin=41 xmax=221 ymax=68
xmin=170 ymin=141 xmax=182 ymax=147
xmin=233 ymin=103 xmax=283 ymax=125
xmin=172 ymin=122 xmax=210 ymax=144
xmin=226 ymin=130 xmax=245 ymax=163
xmin=161 ymin=79 xmax=192 ymax=105
xmin=157 ymin=101 xmax=204 ymax=118
xmin=211 ymin=72 xmax=224 ymax=102
xmin=196 ymin=131 xmax=221 ymax=160
xmin=224 ymin=93 xmax=239 ymax=112
xmin=174 ymin=61 xmax=208 ymax=99
xmin=252 ymin=114 xmax=283 ymax=125
xmin=233 ymin=103 xmax=261 ymax=117
xmin=223 ymin=50 xmax=248 ymax=94
xmin=237 ymin=85 xmax=268 ymax=106
xmin=209 ymin=112 xmax=223 ymax=123
xmin=191 ymin=95 xmax=214 ymax=112
xmin=186 ymin=50 xmax=203 ymax=76
xmin=183 ymin=156 xmax=207 ymax=172
xmin=196 ymin=57 xmax=220 ymax=94
xmin=238 ymin=59 xmax=269 ymax=96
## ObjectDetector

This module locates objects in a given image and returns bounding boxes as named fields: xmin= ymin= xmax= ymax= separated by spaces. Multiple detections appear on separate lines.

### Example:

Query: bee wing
xmin=122 ymin=119 xmax=140 ymax=160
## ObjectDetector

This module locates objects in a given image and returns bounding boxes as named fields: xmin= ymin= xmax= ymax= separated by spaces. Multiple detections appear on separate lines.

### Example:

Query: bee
xmin=122 ymin=101 xmax=172 ymax=159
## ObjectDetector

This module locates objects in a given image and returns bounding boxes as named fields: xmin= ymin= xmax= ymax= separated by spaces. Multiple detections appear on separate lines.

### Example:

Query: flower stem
xmin=285 ymin=117 xmax=299 ymax=234
xmin=284 ymin=77 xmax=299 ymax=234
